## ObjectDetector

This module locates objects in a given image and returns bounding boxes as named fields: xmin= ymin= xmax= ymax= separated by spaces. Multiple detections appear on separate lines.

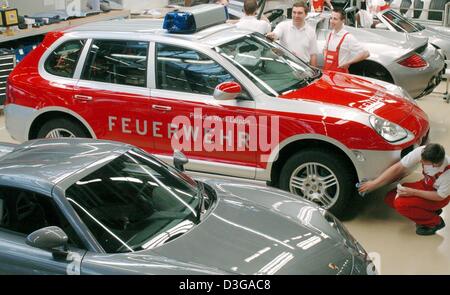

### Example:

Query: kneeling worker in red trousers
xmin=359 ymin=143 xmax=449 ymax=235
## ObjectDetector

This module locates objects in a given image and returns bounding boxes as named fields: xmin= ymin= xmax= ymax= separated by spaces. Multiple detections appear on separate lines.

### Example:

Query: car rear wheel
xmin=279 ymin=149 xmax=355 ymax=219
xmin=37 ymin=118 xmax=89 ymax=139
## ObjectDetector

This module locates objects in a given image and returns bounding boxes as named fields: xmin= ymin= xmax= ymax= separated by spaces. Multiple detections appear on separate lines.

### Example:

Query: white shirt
xmin=323 ymin=28 xmax=367 ymax=68
xmin=235 ymin=15 xmax=271 ymax=35
xmin=272 ymin=20 xmax=319 ymax=63
xmin=400 ymin=146 xmax=450 ymax=199
xmin=357 ymin=9 xmax=374 ymax=28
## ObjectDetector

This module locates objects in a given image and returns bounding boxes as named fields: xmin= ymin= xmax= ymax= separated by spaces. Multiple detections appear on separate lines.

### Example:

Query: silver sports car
xmin=0 ymin=139 xmax=374 ymax=275
xmin=371 ymin=8 xmax=450 ymax=60
xmin=228 ymin=0 xmax=445 ymax=98
xmin=311 ymin=11 xmax=445 ymax=99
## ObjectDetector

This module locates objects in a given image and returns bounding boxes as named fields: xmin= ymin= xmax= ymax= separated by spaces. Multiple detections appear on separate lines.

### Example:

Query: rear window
xmin=81 ymin=39 xmax=149 ymax=87
xmin=44 ymin=39 xmax=86 ymax=78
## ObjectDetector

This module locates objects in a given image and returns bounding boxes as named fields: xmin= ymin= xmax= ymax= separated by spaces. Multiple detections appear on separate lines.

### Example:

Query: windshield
xmin=216 ymin=33 xmax=316 ymax=96
xmin=380 ymin=10 xmax=424 ymax=33
xmin=65 ymin=149 xmax=201 ymax=253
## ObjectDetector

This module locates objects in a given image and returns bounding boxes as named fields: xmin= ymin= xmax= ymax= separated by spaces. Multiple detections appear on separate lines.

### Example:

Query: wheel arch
xmin=28 ymin=108 xmax=96 ymax=140
xmin=266 ymin=135 xmax=360 ymax=187
xmin=349 ymin=59 xmax=395 ymax=84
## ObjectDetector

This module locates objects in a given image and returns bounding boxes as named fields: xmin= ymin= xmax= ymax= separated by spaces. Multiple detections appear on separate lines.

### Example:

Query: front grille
xmin=0 ymin=49 xmax=15 ymax=108
xmin=401 ymin=129 xmax=429 ymax=158
xmin=401 ymin=145 xmax=415 ymax=158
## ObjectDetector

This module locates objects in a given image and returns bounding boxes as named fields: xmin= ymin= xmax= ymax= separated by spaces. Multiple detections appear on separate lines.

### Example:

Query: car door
xmin=74 ymin=39 xmax=154 ymax=152
xmin=0 ymin=187 xmax=86 ymax=274
xmin=150 ymin=42 xmax=257 ymax=178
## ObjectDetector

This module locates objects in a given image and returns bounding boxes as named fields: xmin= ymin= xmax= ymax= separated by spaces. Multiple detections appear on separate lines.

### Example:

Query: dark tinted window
xmin=65 ymin=149 xmax=200 ymax=253
xmin=82 ymin=40 xmax=148 ymax=87
xmin=44 ymin=39 xmax=86 ymax=78
xmin=0 ymin=188 xmax=84 ymax=248
xmin=381 ymin=10 xmax=423 ymax=33
xmin=156 ymin=43 xmax=234 ymax=95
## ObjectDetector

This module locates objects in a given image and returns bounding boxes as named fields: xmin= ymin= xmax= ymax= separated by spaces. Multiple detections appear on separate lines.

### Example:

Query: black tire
xmin=36 ymin=118 xmax=89 ymax=139
xmin=278 ymin=149 xmax=356 ymax=219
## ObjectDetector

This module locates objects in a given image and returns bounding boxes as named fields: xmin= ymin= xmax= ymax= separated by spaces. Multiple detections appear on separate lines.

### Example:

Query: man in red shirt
xmin=322 ymin=8 xmax=370 ymax=73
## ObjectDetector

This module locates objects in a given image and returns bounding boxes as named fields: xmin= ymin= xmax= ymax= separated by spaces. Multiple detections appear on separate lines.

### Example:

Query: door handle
xmin=74 ymin=94 xmax=93 ymax=101
xmin=152 ymin=105 xmax=172 ymax=112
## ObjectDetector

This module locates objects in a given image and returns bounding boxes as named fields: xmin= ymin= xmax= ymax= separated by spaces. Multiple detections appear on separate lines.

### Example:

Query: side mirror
xmin=173 ymin=150 xmax=188 ymax=172
xmin=213 ymin=81 xmax=242 ymax=101
xmin=26 ymin=226 xmax=69 ymax=259
xmin=375 ymin=22 xmax=389 ymax=30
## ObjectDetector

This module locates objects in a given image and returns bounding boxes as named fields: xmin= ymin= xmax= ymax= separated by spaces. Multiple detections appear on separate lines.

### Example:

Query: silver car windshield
xmin=65 ymin=149 xmax=200 ymax=253
xmin=380 ymin=10 xmax=425 ymax=33
xmin=216 ymin=34 xmax=316 ymax=96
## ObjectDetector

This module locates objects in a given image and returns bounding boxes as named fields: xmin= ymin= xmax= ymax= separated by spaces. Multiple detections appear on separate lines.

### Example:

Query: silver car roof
xmin=0 ymin=139 xmax=131 ymax=195
xmin=63 ymin=19 xmax=251 ymax=47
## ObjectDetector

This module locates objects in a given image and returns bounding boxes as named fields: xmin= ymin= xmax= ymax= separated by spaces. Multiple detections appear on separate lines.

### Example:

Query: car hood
xmin=278 ymin=72 xmax=414 ymax=124
xmin=147 ymin=179 xmax=364 ymax=275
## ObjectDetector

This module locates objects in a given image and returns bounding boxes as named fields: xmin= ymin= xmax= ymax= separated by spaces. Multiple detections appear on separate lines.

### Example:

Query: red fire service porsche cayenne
xmin=4 ymin=5 xmax=430 ymax=217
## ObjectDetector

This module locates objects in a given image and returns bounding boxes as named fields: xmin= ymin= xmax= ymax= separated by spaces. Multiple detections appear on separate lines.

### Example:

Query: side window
xmin=82 ymin=39 xmax=149 ymax=87
xmin=156 ymin=43 xmax=235 ymax=95
xmin=0 ymin=188 xmax=84 ymax=249
xmin=44 ymin=39 xmax=86 ymax=78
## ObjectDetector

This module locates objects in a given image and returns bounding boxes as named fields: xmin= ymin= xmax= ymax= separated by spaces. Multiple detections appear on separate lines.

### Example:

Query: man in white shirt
xmin=323 ymin=8 xmax=369 ymax=73
xmin=235 ymin=0 xmax=271 ymax=35
xmin=359 ymin=143 xmax=450 ymax=235
xmin=266 ymin=0 xmax=318 ymax=67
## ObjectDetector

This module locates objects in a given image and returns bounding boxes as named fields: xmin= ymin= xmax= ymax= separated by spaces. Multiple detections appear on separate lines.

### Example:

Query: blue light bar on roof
xmin=163 ymin=4 xmax=228 ymax=34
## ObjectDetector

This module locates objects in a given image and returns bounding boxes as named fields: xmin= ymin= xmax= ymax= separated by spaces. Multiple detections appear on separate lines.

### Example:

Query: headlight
xmin=369 ymin=115 xmax=408 ymax=143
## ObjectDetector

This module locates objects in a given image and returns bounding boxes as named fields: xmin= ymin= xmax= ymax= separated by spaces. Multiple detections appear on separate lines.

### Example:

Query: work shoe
xmin=415 ymin=210 xmax=443 ymax=228
xmin=416 ymin=218 xmax=446 ymax=236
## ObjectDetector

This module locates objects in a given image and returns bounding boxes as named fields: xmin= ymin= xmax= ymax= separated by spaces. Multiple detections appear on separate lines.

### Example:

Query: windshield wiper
xmin=280 ymin=68 xmax=321 ymax=94
xmin=305 ymin=68 xmax=322 ymax=83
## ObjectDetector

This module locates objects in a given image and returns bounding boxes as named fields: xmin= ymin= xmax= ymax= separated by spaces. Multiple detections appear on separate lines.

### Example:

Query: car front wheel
xmin=37 ymin=118 xmax=89 ymax=139
xmin=279 ymin=149 xmax=356 ymax=219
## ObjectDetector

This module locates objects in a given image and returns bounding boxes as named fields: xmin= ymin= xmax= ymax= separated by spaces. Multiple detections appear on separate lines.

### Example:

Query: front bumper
xmin=352 ymin=129 xmax=429 ymax=182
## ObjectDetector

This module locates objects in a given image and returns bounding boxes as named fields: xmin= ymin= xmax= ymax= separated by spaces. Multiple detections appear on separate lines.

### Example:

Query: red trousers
xmin=385 ymin=180 xmax=450 ymax=227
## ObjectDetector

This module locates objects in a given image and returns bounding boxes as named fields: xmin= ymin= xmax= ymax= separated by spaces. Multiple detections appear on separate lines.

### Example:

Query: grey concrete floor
xmin=0 ymin=82 xmax=449 ymax=274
